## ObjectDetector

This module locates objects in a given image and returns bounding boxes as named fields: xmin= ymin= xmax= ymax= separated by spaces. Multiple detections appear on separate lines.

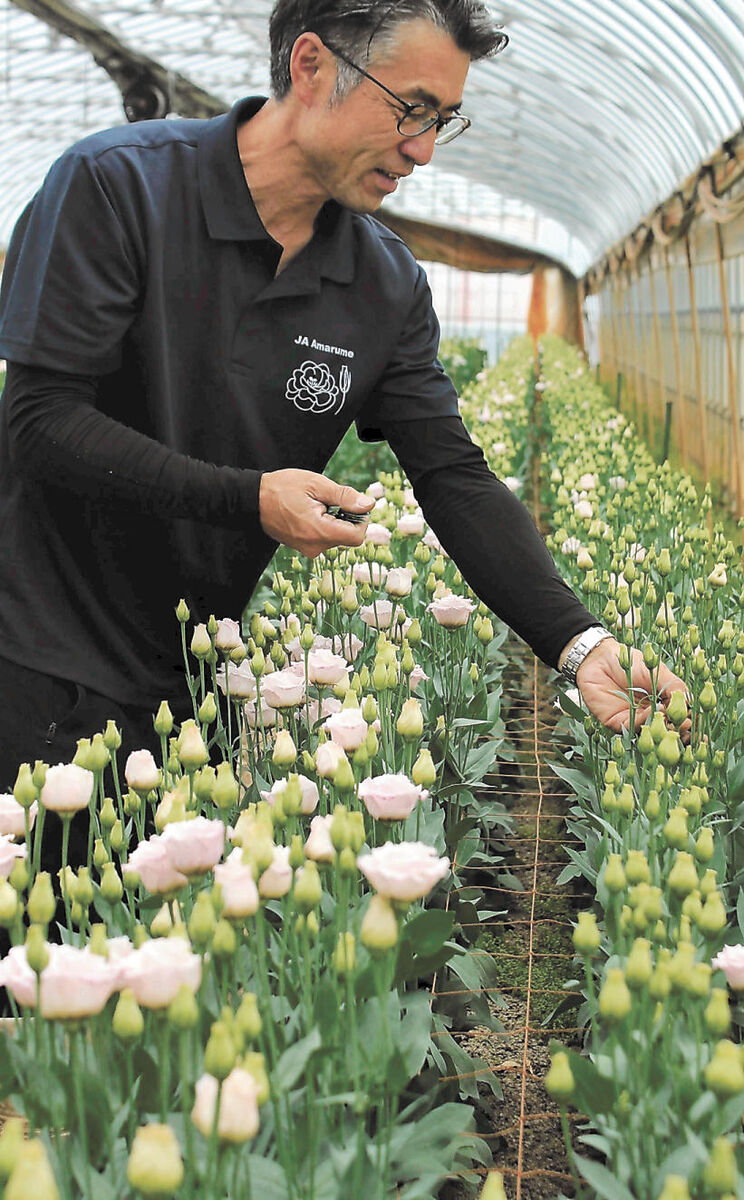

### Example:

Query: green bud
xmin=113 ymin=988 xmax=145 ymax=1041
xmin=5 ymin=1140 xmax=60 ymax=1200
xmin=544 ymin=1050 xmax=575 ymax=1102
xmin=572 ymin=911 xmax=601 ymax=956
xmin=598 ymin=968 xmax=632 ymax=1022
xmin=100 ymin=862 xmax=123 ymax=904
xmin=126 ymin=1123 xmax=184 ymax=1197
xmin=27 ymin=872 xmax=55 ymax=926
xmin=236 ymin=993 xmax=262 ymax=1042
xmin=204 ymin=1021 xmax=237 ymax=1081
xmin=0 ymin=1118 xmax=25 ymax=1184
xmin=332 ymin=930 xmax=356 ymax=976
xmin=188 ymin=892 xmax=216 ymax=950
xmin=25 ymin=924 xmax=49 ymax=974
xmin=212 ymin=918 xmax=237 ymax=959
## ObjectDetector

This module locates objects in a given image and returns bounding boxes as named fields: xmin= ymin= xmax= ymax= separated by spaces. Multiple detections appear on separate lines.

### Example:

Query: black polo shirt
xmin=0 ymin=98 xmax=469 ymax=706
xmin=0 ymin=98 xmax=598 ymax=706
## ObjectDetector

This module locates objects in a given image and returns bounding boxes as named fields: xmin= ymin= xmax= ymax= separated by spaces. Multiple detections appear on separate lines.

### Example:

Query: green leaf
xmin=574 ymin=1154 xmax=636 ymax=1200
xmin=275 ymin=1027 xmax=321 ymax=1091
xmin=402 ymin=909 xmax=455 ymax=957
xmin=243 ymin=1155 xmax=290 ymax=1197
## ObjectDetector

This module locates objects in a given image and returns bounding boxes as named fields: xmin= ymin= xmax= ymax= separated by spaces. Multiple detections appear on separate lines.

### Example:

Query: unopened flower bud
xmin=5 ymin=1140 xmax=60 ymax=1200
xmin=126 ymin=1124 xmax=184 ymax=1197
xmin=572 ymin=911 xmax=600 ymax=956
xmin=113 ymin=988 xmax=145 ymax=1041
xmin=360 ymin=895 xmax=398 ymax=956
xmin=28 ymin=872 xmax=55 ymax=926
xmin=204 ymin=1021 xmax=237 ymax=1081
xmin=598 ymin=968 xmax=632 ymax=1022
xmin=544 ymin=1050 xmax=575 ymax=1102
xmin=332 ymin=930 xmax=356 ymax=976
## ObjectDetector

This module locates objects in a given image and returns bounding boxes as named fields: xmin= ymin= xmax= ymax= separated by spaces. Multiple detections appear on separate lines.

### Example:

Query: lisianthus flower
xmin=40 ymin=763 xmax=94 ymax=813
xmin=358 ymin=775 xmax=427 ymax=821
xmin=427 ymin=594 xmax=476 ymax=628
xmin=192 ymin=1069 xmax=260 ymax=1142
xmin=0 ymin=943 xmax=118 ymax=1018
xmin=303 ymin=649 xmax=352 ymax=686
xmin=385 ymin=567 xmax=413 ymax=598
xmin=323 ymin=709 xmax=368 ymax=751
xmin=364 ymin=523 xmax=391 ymax=546
xmin=216 ymin=660 xmax=256 ymax=699
xmin=366 ymin=481 xmax=385 ymax=499
xmin=352 ymin=561 xmax=388 ymax=586
xmin=359 ymin=600 xmax=396 ymax=630
xmin=244 ymin=700 xmax=278 ymax=728
xmin=258 ymin=845 xmax=293 ymax=899
xmin=0 ymin=794 xmax=36 ymax=838
xmin=358 ymin=842 xmax=449 ymax=901
xmin=332 ymin=633 xmax=363 ymax=663
xmin=315 ymin=741 xmax=347 ymax=779
xmin=260 ymin=669 xmax=306 ymax=708
xmin=124 ymin=749 xmax=161 ymax=793
xmin=117 ymin=937 xmax=202 ymax=1008
xmin=125 ymin=835 xmax=189 ymax=894
xmin=214 ymin=848 xmax=260 ymax=919
xmin=214 ymin=617 xmax=243 ymax=652
xmin=304 ymin=815 xmax=335 ymax=863
xmin=260 ymin=775 xmax=319 ymax=815
xmin=160 ymin=816 xmax=225 ymax=876
xmin=711 ymin=945 xmax=744 ymax=991
xmin=396 ymin=511 xmax=425 ymax=537
xmin=0 ymin=835 xmax=27 ymax=878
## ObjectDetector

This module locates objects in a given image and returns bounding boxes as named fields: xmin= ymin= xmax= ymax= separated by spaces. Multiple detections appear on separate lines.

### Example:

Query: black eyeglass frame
xmin=322 ymin=40 xmax=472 ymax=145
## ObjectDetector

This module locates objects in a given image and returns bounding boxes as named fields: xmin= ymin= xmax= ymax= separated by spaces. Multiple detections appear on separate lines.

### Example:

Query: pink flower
xmin=410 ymin=665 xmax=429 ymax=692
xmin=192 ymin=1069 xmax=260 ymax=1142
xmin=160 ymin=817 xmax=225 ymax=876
xmin=258 ymin=845 xmax=293 ymax=899
xmin=304 ymin=649 xmax=350 ymax=686
xmin=574 ymin=499 xmax=593 ymax=520
xmin=358 ymin=775 xmax=427 ymax=821
xmin=323 ymin=709 xmax=368 ymax=751
xmin=366 ymin=481 xmax=385 ymax=500
xmin=423 ymin=529 xmax=443 ymax=553
xmin=712 ymin=945 xmax=744 ymax=991
xmin=260 ymin=669 xmax=306 ymax=708
xmin=125 ymin=835 xmax=189 ymax=894
xmin=40 ymin=763 xmax=94 ymax=813
xmin=396 ymin=512 xmax=425 ymax=537
xmin=427 ymin=594 xmax=476 ymax=628
xmin=359 ymin=600 xmax=395 ymax=629
xmin=124 ymin=749 xmax=161 ymax=792
xmin=305 ymin=697 xmax=342 ymax=728
xmin=578 ymin=473 xmax=598 ymax=491
xmin=216 ymin=660 xmax=256 ymax=699
xmin=214 ymin=848 xmax=260 ymax=919
xmin=357 ymin=842 xmax=450 ymax=901
xmin=315 ymin=742 xmax=347 ymax=779
xmin=503 ymin=477 xmax=521 ymax=492
xmin=332 ymin=633 xmax=363 ymax=663
xmin=286 ymin=634 xmax=332 ymax=662
xmin=403 ymin=487 xmax=417 ymax=507
xmin=364 ymin=523 xmax=392 ymax=546
xmin=385 ymin=568 xmax=413 ymax=598
xmin=244 ymin=700 xmax=278 ymax=728
xmin=352 ymin=562 xmax=388 ymax=586
xmin=0 ymin=943 xmax=118 ymax=1018
xmin=117 ymin=937 xmax=202 ymax=1009
xmin=0 ymin=835 xmax=26 ymax=878
xmin=0 ymin=795 xmax=36 ymax=838
xmin=304 ymin=815 xmax=335 ymax=863
xmin=260 ymin=775 xmax=319 ymax=816
xmin=214 ymin=617 xmax=243 ymax=652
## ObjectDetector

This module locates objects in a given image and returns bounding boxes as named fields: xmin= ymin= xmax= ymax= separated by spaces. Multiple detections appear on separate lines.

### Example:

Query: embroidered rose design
xmin=286 ymin=360 xmax=348 ymax=415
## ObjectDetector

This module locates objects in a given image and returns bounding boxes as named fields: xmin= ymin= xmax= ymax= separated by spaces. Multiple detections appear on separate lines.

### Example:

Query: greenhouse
xmin=0 ymin=1 xmax=743 ymax=1197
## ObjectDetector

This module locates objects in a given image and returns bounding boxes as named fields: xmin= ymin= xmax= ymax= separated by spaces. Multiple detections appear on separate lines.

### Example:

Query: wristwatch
xmin=560 ymin=626 xmax=614 ymax=686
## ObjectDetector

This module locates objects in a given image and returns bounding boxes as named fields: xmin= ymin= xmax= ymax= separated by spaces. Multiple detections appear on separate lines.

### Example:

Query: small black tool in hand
xmin=325 ymin=505 xmax=369 ymax=526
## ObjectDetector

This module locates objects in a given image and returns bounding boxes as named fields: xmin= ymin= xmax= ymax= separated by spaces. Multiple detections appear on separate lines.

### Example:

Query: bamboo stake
xmin=663 ymin=243 xmax=687 ymax=467
xmin=714 ymin=223 xmax=743 ymax=519
xmin=684 ymin=233 xmax=709 ymax=483
xmin=623 ymin=268 xmax=642 ymax=431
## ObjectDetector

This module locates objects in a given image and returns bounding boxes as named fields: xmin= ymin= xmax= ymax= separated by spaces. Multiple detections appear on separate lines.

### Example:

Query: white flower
xmin=358 ymin=842 xmax=450 ymax=901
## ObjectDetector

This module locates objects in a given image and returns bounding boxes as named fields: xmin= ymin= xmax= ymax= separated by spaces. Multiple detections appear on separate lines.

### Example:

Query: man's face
xmin=301 ymin=20 xmax=471 ymax=213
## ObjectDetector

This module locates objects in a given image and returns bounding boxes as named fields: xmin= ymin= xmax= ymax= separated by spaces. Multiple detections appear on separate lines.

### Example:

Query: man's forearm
xmin=4 ymin=361 xmax=261 ymax=528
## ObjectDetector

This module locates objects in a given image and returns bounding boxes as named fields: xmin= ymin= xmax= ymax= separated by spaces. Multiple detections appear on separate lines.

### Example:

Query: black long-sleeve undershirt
xmin=4 ymin=360 xmax=597 ymax=671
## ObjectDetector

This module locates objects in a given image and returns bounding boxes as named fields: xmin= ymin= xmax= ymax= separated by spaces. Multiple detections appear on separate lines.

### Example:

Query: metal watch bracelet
xmin=560 ymin=626 xmax=614 ymax=686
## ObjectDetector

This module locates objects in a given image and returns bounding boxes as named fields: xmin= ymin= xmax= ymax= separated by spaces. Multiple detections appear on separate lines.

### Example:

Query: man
xmin=0 ymin=0 xmax=686 ymax=824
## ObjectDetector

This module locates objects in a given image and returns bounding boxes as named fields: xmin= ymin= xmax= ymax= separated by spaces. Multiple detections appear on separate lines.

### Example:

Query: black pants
xmin=0 ymin=656 xmax=179 ymax=874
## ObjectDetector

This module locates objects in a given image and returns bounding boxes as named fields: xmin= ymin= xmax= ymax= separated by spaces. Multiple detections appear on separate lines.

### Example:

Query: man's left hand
xmin=574 ymin=637 xmax=691 ymax=739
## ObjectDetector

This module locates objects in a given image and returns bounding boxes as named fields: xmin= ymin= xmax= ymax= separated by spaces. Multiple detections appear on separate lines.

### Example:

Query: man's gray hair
xmin=268 ymin=0 xmax=507 ymax=100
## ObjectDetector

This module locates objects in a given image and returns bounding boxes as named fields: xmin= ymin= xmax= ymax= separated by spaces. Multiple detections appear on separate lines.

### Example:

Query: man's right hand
xmin=259 ymin=469 xmax=375 ymax=558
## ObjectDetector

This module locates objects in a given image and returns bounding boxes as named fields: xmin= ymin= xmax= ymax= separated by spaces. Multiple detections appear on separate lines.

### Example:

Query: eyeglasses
xmin=323 ymin=41 xmax=471 ymax=145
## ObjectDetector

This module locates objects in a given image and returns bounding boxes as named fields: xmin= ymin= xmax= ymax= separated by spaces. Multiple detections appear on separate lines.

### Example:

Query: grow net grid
xmin=431 ymin=647 xmax=588 ymax=1199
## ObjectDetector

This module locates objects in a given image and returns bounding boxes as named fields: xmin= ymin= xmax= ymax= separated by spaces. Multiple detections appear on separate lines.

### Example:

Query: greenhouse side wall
xmin=587 ymin=173 xmax=744 ymax=519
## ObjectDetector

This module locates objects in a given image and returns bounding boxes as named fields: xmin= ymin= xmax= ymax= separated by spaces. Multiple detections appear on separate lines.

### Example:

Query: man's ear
xmin=289 ymin=32 xmax=334 ymax=106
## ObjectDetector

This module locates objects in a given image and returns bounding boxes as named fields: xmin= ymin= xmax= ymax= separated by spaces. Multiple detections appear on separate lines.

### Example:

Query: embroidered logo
xmin=286 ymin=360 xmax=351 ymax=416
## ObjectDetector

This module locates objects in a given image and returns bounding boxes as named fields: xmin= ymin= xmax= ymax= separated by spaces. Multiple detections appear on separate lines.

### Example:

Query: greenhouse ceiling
xmin=1 ymin=0 xmax=743 ymax=276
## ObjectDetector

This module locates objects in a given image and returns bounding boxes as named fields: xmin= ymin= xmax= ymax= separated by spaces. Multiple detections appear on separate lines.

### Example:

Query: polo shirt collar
xmin=197 ymin=96 xmax=355 ymax=285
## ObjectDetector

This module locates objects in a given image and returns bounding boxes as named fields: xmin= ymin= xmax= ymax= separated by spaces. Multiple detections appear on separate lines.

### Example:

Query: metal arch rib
xmin=8 ymin=0 xmax=228 ymax=118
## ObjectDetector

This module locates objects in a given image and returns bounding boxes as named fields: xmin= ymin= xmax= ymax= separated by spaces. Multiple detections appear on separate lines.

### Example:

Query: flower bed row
xmin=464 ymin=334 xmax=744 ymax=1199
xmin=0 ymin=341 xmax=516 ymax=1199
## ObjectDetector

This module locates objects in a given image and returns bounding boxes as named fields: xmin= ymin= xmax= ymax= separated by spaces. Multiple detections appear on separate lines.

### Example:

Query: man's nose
xmin=399 ymin=126 xmax=438 ymax=167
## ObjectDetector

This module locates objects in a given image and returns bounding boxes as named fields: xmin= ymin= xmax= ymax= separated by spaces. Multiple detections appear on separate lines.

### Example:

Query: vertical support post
xmin=684 ymin=233 xmax=709 ymax=483
xmin=663 ymin=243 xmax=687 ymax=467
xmin=622 ymin=267 xmax=641 ymax=430
xmin=714 ymin=223 xmax=743 ymax=519
xmin=607 ymin=279 xmax=620 ymax=384
xmin=614 ymin=271 xmax=630 ymax=414
xmin=631 ymin=262 xmax=651 ymax=444
xmin=647 ymin=253 xmax=665 ymax=458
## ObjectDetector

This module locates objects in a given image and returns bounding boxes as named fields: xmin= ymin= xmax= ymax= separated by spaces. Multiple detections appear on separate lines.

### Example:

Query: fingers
xmin=259 ymin=469 xmax=373 ymax=557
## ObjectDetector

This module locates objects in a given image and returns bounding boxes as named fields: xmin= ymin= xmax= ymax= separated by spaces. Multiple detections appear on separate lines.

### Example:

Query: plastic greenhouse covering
xmin=1 ymin=0 xmax=743 ymax=274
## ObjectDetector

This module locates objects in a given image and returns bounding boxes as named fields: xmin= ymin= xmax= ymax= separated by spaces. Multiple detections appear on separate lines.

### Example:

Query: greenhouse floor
xmin=439 ymin=645 xmax=588 ymax=1199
